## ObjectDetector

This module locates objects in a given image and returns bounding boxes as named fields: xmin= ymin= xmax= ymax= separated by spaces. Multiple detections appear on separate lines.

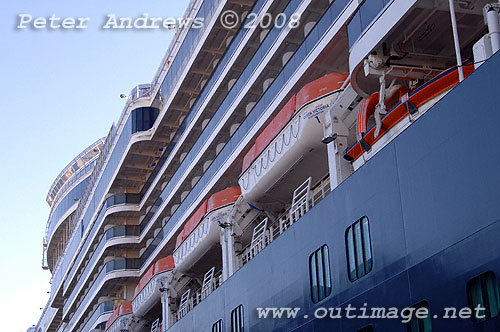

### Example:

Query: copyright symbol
xmin=220 ymin=10 xmax=239 ymax=29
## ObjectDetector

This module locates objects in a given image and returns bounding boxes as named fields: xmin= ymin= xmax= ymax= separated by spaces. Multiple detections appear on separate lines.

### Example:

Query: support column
xmin=324 ymin=114 xmax=352 ymax=190
xmin=326 ymin=136 xmax=350 ymax=190
xmin=487 ymin=5 xmax=500 ymax=54
xmin=448 ymin=0 xmax=464 ymax=81
xmin=221 ymin=226 xmax=237 ymax=281
xmin=323 ymin=83 xmax=356 ymax=191
xmin=160 ymin=289 xmax=171 ymax=331
xmin=220 ymin=228 xmax=229 ymax=281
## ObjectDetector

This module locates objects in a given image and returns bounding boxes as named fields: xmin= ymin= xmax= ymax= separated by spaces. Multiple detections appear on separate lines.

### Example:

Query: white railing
xmin=239 ymin=176 xmax=331 ymax=268
xmin=150 ymin=0 xmax=203 ymax=93
xmin=50 ymin=123 xmax=116 ymax=279
xmin=50 ymin=83 xmax=151 ymax=281
xmin=172 ymin=269 xmax=223 ymax=323
xmin=35 ymin=302 xmax=57 ymax=332
xmin=240 ymin=218 xmax=269 ymax=265
xmin=169 ymin=176 xmax=331 ymax=327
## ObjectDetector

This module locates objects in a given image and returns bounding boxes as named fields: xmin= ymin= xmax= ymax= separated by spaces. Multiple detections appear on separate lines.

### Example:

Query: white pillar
xmin=227 ymin=229 xmax=237 ymax=277
xmin=487 ymin=6 xmax=500 ymax=54
xmin=161 ymin=290 xmax=170 ymax=331
xmin=326 ymin=139 xmax=339 ymax=189
xmin=448 ymin=0 xmax=464 ymax=81
xmin=324 ymin=103 xmax=352 ymax=191
xmin=220 ymin=228 xmax=229 ymax=281
xmin=221 ymin=226 xmax=236 ymax=281
xmin=326 ymin=136 xmax=351 ymax=190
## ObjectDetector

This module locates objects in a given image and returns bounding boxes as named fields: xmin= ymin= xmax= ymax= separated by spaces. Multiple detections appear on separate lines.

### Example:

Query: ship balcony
xmin=129 ymin=84 xmax=151 ymax=103
xmin=238 ymin=73 xmax=347 ymax=209
xmin=132 ymin=256 xmax=175 ymax=317
xmin=105 ymin=301 xmax=133 ymax=332
xmin=79 ymin=300 xmax=114 ymax=332
xmin=63 ymin=258 xmax=141 ymax=332
xmin=36 ymin=304 xmax=58 ymax=332
xmin=62 ymin=224 xmax=141 ymax=319
xmin=134 ymin=0 xmax=339 ymax=257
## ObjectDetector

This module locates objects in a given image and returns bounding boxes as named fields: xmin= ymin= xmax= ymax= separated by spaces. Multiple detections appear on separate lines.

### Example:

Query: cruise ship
xmin=34 ymin=0 xmax=500 ymax=331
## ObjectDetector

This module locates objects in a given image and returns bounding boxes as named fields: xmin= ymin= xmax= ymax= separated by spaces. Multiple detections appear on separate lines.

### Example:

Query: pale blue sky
xmin=0 ymin=1 xmax=189 ymax=330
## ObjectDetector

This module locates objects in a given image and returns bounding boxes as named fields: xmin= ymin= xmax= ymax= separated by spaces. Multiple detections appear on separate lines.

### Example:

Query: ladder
xmin=286 ymin=177 xmax=313 ymax=228
xmin=247 ymin=218 xmax=268 ymax=261
xmin=177 ymin=289 xmax=191 ymax=319
xmin=200 ymin=267 xmax=215 ymax=300
xmin=151 ymin=318 xmax=160 ymax=332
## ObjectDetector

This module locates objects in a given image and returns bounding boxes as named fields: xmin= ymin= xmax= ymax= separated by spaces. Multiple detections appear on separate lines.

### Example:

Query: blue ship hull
xmin=168 ymin=49 xmax=500 ymax=332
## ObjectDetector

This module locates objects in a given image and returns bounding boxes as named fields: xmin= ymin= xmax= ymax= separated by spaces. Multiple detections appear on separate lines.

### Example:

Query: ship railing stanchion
xmin=323 ymin=82 xmax=357 ymax=191
xmin=448 ymin=0 xmax=464 ymax=81
xmin=290 ymin=177 xmax=312 ymax=224
xmin=201 ymin=267 xmax=215 ymax=301
xmin=177 ymin=289 xmax=191 ymax=320
xmin=151 ymin=318 xmax=160 ymax=332
xmin=160 ymin=287 xmax=171 ymax=331
xmin=220 ymin=212 xmax=241 ymax=281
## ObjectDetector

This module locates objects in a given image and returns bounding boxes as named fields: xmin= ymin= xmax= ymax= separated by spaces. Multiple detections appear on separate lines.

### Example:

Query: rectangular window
xmin=231 ymin=305 xmax=244 ymax=332
xmin=406 ymin=301 xmax=432 ymax=332
xmin=345 ymin=217 xmax=373 ymax=281
xmin=212 ymin=319 xmax=223 ymax=332
xmin=309 ymin=245 xmax=332 ymax=303
xmin=467 ymin=271 xmax=500 ymax=322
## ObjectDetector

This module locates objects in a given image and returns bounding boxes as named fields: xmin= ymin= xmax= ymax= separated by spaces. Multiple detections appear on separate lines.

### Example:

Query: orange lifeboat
xmin=173 ymin=187 xmax=241 ymax=272
xmin=239 ymin=72 xmax=348 ymax=204
xmin=132 ymin=256 xmax=175 ymax=317
xmin=345 ymin=61 xmax=474 ymax=162
xmin=105 ymin=301 xmax=133 ymax=332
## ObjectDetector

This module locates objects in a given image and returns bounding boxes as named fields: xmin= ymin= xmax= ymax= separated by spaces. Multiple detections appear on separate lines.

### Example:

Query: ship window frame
xmin=212 ymin=319 xmax=223 ymax=332
xmin=231 ymin=304 xmax=244 ymax=332
xmin=467 ymin=271 xmax=500 ymax=322
xmin=345 ymin=216 xmax=373 ymax=282
xmin=406 ymin=301 xmax=432 ymax=332
xmin=309 ymin=244 xmax=332 ymax=303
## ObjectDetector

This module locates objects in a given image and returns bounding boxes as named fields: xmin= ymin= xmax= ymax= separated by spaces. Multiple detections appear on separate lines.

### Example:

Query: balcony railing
xmin=239 ymin=176 xmax=331 ymax=267
xmin=79 ymin=300 xmax=114 ymax=332
xmin=172 ymin=269 xmax=223 ymax=325
xmin=65 ymin=259 xmax=140 ymax=331
xmin=35 ymin=302 xmax=57 ymax=332
xmin=63 ymin=225 xmax=140 ymax=315
xmin=51 ymin=98 xmax=151 ymax=295
xmin=139 ymin=0 xmax=352 ymax=265
xmin=130 ymin=84 xmax=151 ymax=102
xmin=170 ymin=176 xmax=330 ymax=329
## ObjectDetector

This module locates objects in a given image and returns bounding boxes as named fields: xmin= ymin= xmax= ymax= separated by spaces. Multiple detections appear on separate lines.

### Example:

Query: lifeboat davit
xmin=238 ymin=72 xmax=348 ymax=206
xmin=105 ymin=301 xmax=132 ymax=332
xmin=132 ymin=256 xmax=175 ymax=317
xmin=173 ymin=187 xmax=241 ymax=273
xmin=344 ymin=61 xmax=475 ymax=163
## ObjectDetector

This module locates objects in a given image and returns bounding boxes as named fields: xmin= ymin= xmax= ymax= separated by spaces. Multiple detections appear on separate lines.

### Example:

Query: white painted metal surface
xmin=173 ymin=204 xmax=233 ymax=272
xmin=239 ymin=92 xmax=341 ymax=204
xmin=132 ymin=271 xmax=172 ymax=317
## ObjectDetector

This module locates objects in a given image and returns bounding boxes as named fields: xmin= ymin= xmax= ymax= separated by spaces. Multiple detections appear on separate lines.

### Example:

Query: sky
xmin=0 ymin=1 xmax=189 ymax=330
